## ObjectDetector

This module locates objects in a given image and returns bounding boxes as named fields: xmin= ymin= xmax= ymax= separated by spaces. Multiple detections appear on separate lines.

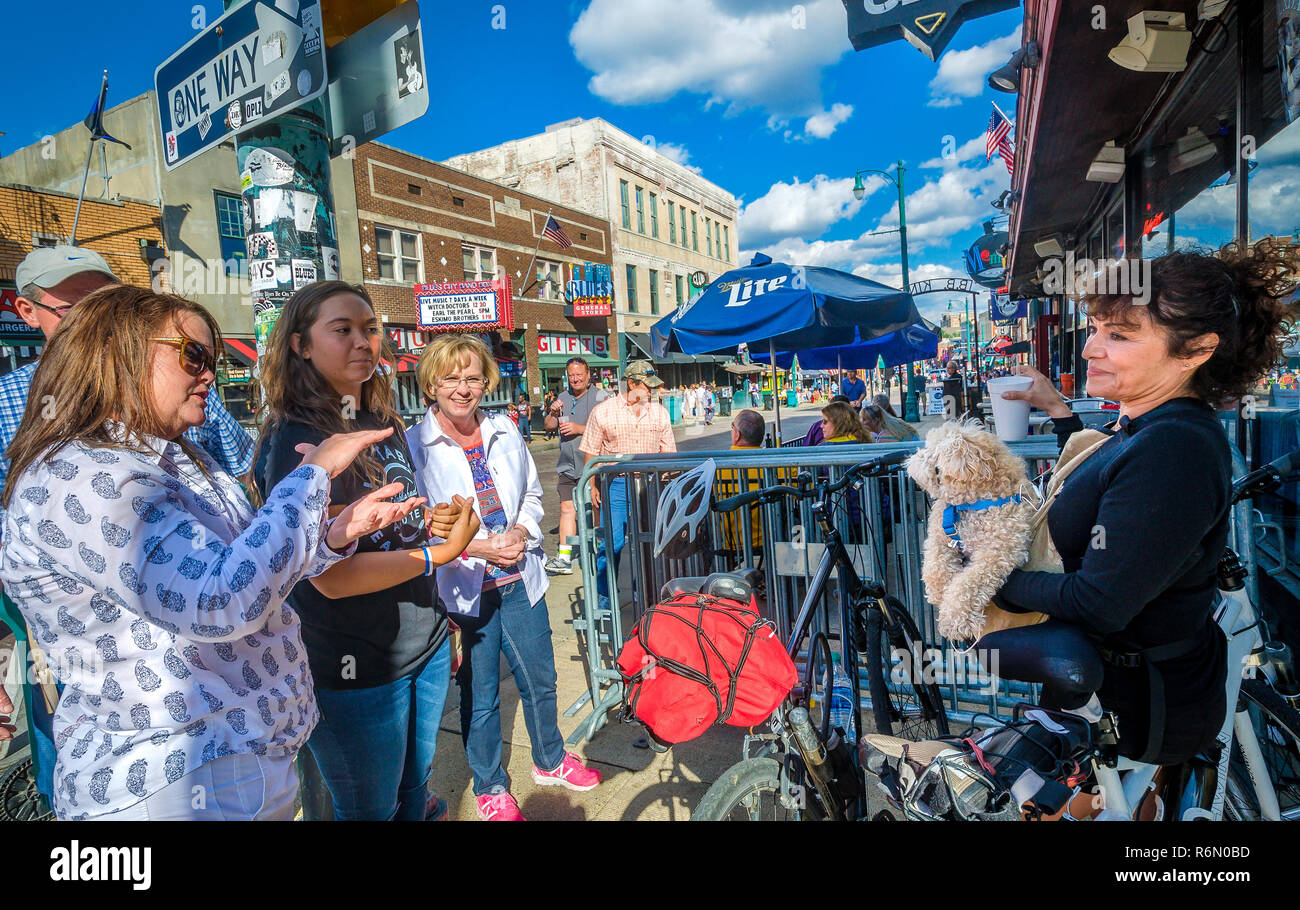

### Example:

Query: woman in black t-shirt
xmin=994 ymin=242 xmax=1298 ymax=765
xmin=254 ymin=281 xmax=478 ymax=821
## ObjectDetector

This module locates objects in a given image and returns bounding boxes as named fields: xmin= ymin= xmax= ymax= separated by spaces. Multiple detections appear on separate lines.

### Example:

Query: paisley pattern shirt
xmin=0 ymin=430 xmax=354 ymax=819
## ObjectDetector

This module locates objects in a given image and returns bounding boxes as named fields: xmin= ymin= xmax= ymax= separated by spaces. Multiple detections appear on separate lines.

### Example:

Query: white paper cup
xmin=986 ymin=375 xmax=1034 ymax=441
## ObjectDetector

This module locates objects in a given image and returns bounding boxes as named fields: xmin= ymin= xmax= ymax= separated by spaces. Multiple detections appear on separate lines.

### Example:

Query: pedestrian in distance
xmin=408 ymin=335 xmax=601 ymax=821
xmin=254 ymin=281 xmax=479 ymax=822
xmin=703 ymin=383 xmax=716 ymax=425
xmin=542 ymin=357 xmax=606 ymax=576
xmin=0 ymin=285 xmax=427 ymax=820
xmin=515 ymin=393 xmax=532 ymax=443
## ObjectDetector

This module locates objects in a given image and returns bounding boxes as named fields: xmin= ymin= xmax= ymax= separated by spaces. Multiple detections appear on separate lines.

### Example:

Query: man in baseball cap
xmin=0 ymin=244 xmax=256 ymax=811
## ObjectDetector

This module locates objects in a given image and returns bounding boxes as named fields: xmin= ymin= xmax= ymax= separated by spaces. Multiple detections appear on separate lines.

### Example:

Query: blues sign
xmin=843 ymin=0 xmax=1020 ymax=61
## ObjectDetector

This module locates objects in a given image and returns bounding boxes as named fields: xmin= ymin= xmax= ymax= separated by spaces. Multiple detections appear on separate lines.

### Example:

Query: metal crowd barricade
xmin=562 ymin=438 xmax=1065 ymax=744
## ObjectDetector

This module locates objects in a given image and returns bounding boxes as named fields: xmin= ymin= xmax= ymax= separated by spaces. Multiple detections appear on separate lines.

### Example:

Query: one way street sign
xmin=154 ymin=0 xmax=327 ymax=171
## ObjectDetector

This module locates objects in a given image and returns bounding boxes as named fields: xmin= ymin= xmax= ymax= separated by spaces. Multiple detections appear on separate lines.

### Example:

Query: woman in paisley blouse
xmin=0 ymin=285 xmax=427 ymax=820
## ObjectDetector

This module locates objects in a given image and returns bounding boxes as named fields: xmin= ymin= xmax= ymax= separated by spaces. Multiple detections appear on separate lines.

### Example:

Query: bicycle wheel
xmin=1223 ymin=678 xmax=1300 ymax=821
xmin=692 ymin=758 xmax=826 ymax=821
xmin=864 ymin=597 xmax=949 ymax=742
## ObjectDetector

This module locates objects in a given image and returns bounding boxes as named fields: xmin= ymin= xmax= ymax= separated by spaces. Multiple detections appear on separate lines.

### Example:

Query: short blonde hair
xmin=416 ymin=333 xmax=500 ymax=401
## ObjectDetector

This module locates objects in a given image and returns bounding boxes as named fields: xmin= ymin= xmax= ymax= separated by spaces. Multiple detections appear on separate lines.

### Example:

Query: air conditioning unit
xmin=1109 ymin=11 xmax=1192 ymax=73
xmin=1170 ymin=127 xmax=1217 ymax=174
xmin=1087 ymin=141 xmax=1126 ymax=182
xmin=1034 ymin=235 xmax=1065 ymax=258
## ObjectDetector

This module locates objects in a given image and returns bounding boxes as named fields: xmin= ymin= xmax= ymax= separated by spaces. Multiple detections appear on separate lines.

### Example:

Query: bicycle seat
xmin=658 ymin=568 xmax=763 ymax=604
xmin=976 ymin=620 xmax=1104 ymax=710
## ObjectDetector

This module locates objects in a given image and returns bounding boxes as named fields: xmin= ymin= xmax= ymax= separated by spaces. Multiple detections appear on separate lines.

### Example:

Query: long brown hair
xmin=821 ymin=401 xmax=871 ymax=443
xmin=3 ymin=285 xmax=221 ymax=508
xmin=254 ymin=281 xmax=401 ymax=492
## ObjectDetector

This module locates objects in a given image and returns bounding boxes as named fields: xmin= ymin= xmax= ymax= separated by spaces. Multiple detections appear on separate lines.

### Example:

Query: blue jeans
xmin=593 ymin=475 xmax=630 ymax=615
xmin=518 ymin=418 xmax=532 ymax=441
xmin=306 ymin=638 xmax=451 ymax=821
xmin=455 ymin=582 xmax=565 ymax=795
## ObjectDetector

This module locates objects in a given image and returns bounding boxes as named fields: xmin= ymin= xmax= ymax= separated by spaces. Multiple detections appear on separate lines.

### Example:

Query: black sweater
xmin=999 ymin=397 xmax=1231 ymax=761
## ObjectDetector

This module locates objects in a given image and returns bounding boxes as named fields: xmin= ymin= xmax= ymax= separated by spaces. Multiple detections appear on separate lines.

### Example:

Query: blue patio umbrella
xmin=650 ymin=253 xmax=921 ymax=439
xmin=753 ymin=323 xmax=939 ymax=371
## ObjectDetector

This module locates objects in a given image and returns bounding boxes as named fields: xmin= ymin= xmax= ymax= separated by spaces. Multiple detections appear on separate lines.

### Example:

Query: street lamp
xmin=852 ymin=159 xmax=916 ymax=418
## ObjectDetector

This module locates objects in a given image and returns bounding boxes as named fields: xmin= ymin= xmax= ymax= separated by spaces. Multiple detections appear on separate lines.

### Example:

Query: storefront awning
xmin=625 ymin=332 xmax=729 ymax=365
xmin=223 ymin=338 xmax=258 ymax=367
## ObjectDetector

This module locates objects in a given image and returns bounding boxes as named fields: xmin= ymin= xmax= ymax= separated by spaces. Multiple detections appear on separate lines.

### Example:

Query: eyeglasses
xmin=436 ymin=376 xmax=488 ymax=390
xmin=153 ymin=337 xmax=221 ymax=379
xmin=33 ymin=301 xmax=75 ymax=319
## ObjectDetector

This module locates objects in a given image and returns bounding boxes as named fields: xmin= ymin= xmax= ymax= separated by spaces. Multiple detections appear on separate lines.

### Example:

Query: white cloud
xmin=920 ymin=135 xmax=988 ymax=169
xmin=1176 ymin=164 xmax=1300 ymax=241
xmin=926 ymin=27 xmax=1021 ymax=108
xmin=873 ymin=158 xmax=1008 ymax=247
xmin=803 ymin=103 xmax=854 ymax=139
xmin=652 ymin=141 xmax=703 ymax=174
xmin=738 ymin=174 xmax=877 ymax=249
xmin=570 ymin=0 xmax=850 ymax=126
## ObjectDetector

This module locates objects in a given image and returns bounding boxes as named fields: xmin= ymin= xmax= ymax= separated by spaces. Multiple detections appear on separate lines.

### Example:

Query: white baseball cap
xmin=16 ymin=245 xmax=117 ymax=292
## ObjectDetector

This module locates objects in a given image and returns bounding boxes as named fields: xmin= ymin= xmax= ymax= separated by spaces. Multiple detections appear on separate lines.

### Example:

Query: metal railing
xmin=562 ymin=437 xmax=1074 ymax=744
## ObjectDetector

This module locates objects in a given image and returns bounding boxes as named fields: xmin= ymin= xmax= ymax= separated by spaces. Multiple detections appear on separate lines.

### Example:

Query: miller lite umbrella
xmin=752 ymin=322 xmax=940 ymax=371
xmin=650 ymin=253 xmax=920 ymax=440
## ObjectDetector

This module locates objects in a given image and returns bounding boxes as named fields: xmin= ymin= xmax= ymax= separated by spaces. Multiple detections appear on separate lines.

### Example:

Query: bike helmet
xmin=654 ymin=458 xmax=716 ymax=560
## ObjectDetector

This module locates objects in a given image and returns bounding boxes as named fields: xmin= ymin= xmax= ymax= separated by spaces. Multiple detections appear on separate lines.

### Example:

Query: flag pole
xmin=71 ymin=71 xmax=108 ymax=246
xmin=520 ymin=207 xmax=552 ymax=298
xmin=990 ymin=99 xmax=1014 ymax=126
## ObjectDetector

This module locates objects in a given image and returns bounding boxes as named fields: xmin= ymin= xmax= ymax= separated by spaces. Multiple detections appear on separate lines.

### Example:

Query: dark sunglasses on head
xmin=154 ymin=337 xmax=221 ymax=379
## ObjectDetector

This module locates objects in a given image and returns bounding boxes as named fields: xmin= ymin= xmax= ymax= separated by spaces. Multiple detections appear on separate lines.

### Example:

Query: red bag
xmin=617 ymin=593 xmax=798 ymax=744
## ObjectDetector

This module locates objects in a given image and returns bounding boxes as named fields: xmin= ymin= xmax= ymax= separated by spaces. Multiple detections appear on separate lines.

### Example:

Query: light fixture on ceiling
xmin=988 ymin=41 xmax=1042 ymax=93
xmin=1034 ymin=235 xmax=1065 ymax=258
xmin=1169 ymin=126 xmax=1217 ymax=174
xmin=1109 ymin=11 xmax=1192 ymax=73
xmin=1086 ymin=141 xmax=1126 ymax=182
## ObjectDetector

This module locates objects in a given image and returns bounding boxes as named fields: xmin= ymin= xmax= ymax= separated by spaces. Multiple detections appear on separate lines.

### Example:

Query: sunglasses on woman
xmin=153 ymin=337 xmax=221 ymax=379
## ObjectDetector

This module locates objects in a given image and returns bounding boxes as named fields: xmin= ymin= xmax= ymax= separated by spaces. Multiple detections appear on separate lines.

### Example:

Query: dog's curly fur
xmin=906 ymin=419 xmax=1035 ymax=642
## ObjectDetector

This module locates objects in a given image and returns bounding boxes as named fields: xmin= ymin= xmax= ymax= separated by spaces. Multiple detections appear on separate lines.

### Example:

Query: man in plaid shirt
xmin=0 ymin=245 xmax=255 ymax=808
xmin=579 ymin=360 xmax=675 ymax=617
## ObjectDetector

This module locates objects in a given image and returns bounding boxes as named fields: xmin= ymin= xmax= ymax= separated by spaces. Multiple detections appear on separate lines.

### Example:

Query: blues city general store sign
xmin=843 ymin=0 xmax=1019 ymax=60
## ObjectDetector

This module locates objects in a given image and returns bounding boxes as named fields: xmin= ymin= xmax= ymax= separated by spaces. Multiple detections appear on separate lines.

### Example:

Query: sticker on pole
xmin=154 ymin=0 xmax=328 ymax=171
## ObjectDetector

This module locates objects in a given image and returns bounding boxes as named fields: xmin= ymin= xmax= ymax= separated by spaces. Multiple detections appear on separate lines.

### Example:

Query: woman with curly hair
xmin=994 ymin=240 xmax=1298 ymax=765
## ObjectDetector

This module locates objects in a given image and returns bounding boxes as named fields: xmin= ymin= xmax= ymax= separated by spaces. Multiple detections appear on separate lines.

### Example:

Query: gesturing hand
xmin=327 ymin=482 xmax=426 ymax=551
xmin=296 ymin=427 xmax=395 ymax=479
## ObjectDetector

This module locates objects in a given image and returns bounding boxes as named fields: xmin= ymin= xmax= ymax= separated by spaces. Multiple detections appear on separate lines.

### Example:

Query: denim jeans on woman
xmin=455 ymin=581 xmax=566 ymax=795
xmin=306 ymin=638 xmax=451 ymax=820
xmin=593 ymin=475 xmax=630 ymax=614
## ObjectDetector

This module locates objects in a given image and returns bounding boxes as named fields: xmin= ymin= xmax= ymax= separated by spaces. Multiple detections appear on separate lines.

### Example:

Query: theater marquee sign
xmin=843 ymin=0 xmax=1019 ymax=61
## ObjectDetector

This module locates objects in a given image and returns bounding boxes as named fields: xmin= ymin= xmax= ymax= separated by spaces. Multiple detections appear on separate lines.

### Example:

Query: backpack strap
xmin=1098 ymin=628 xmax=1207 ymax=764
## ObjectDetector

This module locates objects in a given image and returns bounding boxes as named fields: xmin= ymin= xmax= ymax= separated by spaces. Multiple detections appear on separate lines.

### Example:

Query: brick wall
xmin=0 ymin=184 xmax=163 ymax=287
xmin=350 ymin=142 xmax=616 ymax=399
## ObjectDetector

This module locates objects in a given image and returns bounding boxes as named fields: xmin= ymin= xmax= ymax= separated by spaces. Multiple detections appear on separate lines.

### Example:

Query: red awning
xmin=223 ymin=338 xmax=258 ymax=366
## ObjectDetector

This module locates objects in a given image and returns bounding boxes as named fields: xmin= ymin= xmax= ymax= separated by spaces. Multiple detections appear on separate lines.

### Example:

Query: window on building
xmin=620 ymin=180 xmax=630 ymax=229
xmin=376 ymin=226 xmax=423 ymax=282
xmin=668 ymin=203 xmax=677 ymax=244
xmin=635 ymin=186 xmax=645 ymax=234
xmin=214 ymin=191 xmax=247 ymax=278
xmin=706 ymin=219 xmax=713 ymax=257
xmin=723 ymin=224 xmax=730 ymax=262
xmin=691 ymin=212 xmax=698 ymax=252
xmin=649 ymin=268 xmax=659 ymax=314
xmin=626 ymin=264 xmax=638 ymax=312
xmin=461 ymin=243 xmax=495 ymax=282
xmin=649 ymin=192 xmax=659 ymax=238
xmin=675 ymin=274 xmax=684 ymax=306
xmin=536 ymin=259 xmax=563 ymax=300
xmin=680 ymin=205 xmax=688 ymax=248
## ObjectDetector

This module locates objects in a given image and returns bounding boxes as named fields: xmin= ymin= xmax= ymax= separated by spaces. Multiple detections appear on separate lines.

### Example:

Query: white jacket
xmin=407 ymin=408 xmax=549 ymax=613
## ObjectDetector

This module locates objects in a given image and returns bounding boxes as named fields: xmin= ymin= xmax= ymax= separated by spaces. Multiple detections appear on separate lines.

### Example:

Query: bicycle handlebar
xmin=1231 ymin=447 xmax=1300 ymax=504
xmin=713 ymin=450 xmax=909 ymax=513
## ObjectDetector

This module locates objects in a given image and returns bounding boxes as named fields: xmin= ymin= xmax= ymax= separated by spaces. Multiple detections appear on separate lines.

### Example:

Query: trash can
xmin=786 ymin=389 xmax=797 ymax=409
xmin=734 ymin=389 xmax=749 ymax=409
xmin=718 ymin=396 xmax=732 ymax=417
xmin=665 ymin=394 xmax=680 ymax=424
xmin=762 ymin=391 xmax=774 ymax=410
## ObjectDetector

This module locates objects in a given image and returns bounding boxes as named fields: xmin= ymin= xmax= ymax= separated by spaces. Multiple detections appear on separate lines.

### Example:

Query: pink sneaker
xmin=476 ymin=787 xmax=525 ymax=821
xmin=531 ymin=752 xmax=602 ymax=792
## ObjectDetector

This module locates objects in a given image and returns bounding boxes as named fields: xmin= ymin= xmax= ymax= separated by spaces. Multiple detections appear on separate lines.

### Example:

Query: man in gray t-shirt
xmin=543 ymin=356 xmax=607 ymax=574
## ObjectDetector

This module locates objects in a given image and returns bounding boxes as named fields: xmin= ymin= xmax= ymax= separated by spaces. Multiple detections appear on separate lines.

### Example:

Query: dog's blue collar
xmin=942 ymin=494 xmax=1022 ymax=561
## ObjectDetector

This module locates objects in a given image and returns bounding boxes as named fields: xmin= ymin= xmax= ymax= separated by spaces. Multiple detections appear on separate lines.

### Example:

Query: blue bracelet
xmin=422 ymin=546 xmax=434 ymax=576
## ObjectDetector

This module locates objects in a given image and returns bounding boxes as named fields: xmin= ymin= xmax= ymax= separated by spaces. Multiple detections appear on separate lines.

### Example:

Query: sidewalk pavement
xmin=431 ymin=400 xmax=949 ymax=821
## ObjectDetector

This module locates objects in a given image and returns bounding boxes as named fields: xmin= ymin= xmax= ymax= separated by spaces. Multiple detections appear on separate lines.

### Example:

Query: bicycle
xmin=687 ymin=451 xmax=950 ymax=821
xmin=864 ymin=447 xmax=1300 ymax=822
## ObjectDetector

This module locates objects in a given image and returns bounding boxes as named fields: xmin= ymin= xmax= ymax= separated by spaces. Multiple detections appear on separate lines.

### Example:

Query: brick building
xmin=0 ymin=182 xmax=165 ymax=371
xmin=336 ymin=142 xmax=616 ymax=418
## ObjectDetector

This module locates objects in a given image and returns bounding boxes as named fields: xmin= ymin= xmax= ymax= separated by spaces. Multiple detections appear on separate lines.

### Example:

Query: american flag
xmin=543 ymin=215 xmax=573 ymax=248
xmin=986 ymin=106 xmax=1015 ymax=175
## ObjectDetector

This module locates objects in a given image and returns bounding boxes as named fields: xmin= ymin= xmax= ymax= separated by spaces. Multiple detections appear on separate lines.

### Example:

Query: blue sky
xmin=14 ymin=0 xmax=1290 ymax=326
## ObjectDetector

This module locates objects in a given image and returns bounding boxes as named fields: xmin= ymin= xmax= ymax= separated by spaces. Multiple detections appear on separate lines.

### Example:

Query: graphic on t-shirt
xmin=366 ymin=440 xmax=424 ymax=548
